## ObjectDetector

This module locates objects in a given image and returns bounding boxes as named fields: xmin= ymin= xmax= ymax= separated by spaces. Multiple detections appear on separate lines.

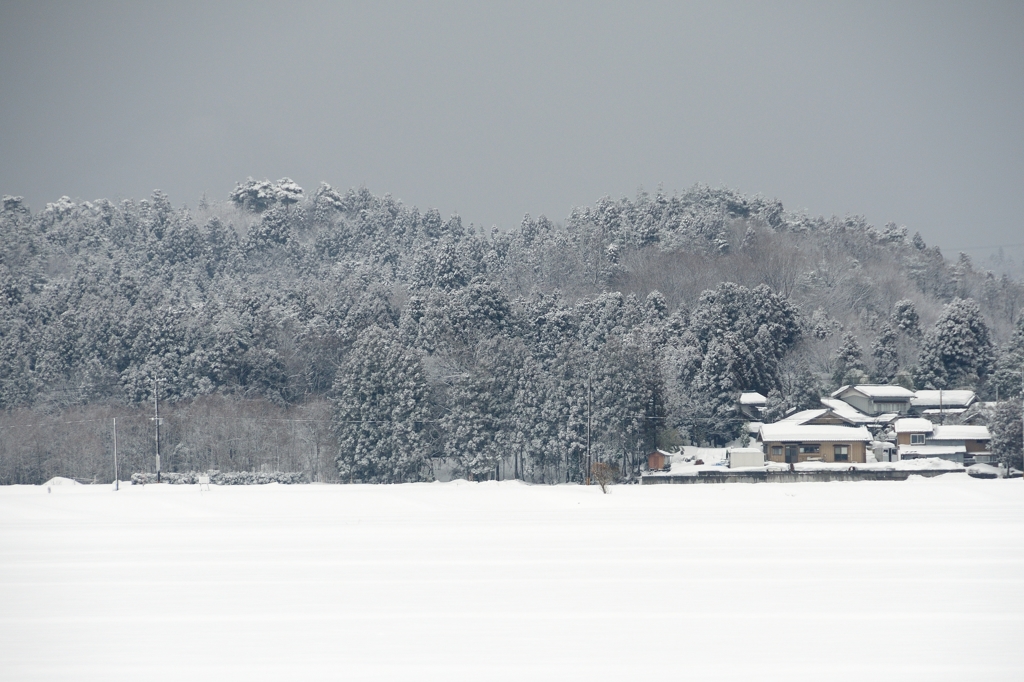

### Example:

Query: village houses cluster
xmin=737 ymin=386 xmax=992 ymax=466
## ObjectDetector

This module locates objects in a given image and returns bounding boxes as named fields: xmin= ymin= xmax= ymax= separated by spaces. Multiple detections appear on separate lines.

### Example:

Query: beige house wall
xmin=764 ymin=440 xmax=867 ymax=464
xmin=896 ymin=434 xmax=991 ymax=452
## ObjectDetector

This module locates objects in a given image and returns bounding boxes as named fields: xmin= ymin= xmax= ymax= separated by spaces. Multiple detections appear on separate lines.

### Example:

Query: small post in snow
xmin=151 ymin=379 xmax=162 ymax=483
xmin=112 ymin=417 xmax=118 ymax=491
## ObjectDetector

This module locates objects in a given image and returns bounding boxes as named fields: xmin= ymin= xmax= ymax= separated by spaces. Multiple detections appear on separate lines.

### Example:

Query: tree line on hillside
xmin=1 ymin=180 xmax=1023 ymax=484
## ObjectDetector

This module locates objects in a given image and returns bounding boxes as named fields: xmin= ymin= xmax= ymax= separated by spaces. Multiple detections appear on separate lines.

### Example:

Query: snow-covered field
xmin=2 ymin=477 xmax=1023 ymax=681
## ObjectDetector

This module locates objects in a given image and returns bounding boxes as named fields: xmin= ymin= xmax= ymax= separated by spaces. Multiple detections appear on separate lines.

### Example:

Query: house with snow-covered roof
xmin=831 ymin=385 xmax=914 ymax=418
xmin=909 ymin=390 xmax=977 ymax=419
xmin=778 ymin=407 xmax=859 ymax=427
xmin=739 ymin=392 xmax=767 ymax=420
xmin=817 ymin=396 xmax=904 ymax=429
xmin=893 ymin=418 xmax=992 ymax=464
xmin=758 ymin=422 xmax=872 ymax=464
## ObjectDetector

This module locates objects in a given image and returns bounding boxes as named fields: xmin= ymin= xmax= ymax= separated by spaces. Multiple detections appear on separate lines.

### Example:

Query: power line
xmin=0 ymin=418 xmax=112 ymax=430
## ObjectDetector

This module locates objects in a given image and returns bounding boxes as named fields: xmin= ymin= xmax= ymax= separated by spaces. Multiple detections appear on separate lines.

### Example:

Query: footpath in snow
xmin=1 ymin=477 xmax=1022 ymax=681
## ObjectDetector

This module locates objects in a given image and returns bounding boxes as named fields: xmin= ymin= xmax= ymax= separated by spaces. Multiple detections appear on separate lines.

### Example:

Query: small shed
xmin=647 ymin=450 xmax=672 ymax=471
xmin=728 ymin=447 xmax=765 ymax=468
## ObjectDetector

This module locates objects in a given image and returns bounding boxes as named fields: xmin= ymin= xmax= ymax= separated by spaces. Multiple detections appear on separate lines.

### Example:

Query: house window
xmin=771 ymin=446 xmax=783 ymax=456
xmin=834 ymin=444 xmax=849 ymax=462
xmin=876 ymin=402 xmax=906 ymax=414
xmin=800 ymin=444 xmax=820 ymax=454
xmin=910 ymin=434 xmax=925 ymax=445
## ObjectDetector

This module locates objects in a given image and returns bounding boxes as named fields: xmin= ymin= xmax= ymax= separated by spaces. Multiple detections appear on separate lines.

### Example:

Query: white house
xmin=830 ymin=385 xmax=915 ymax=418
xmin=910 ymin=390 xmax=977 ymax=419
xmin=893 ymin=418 xmax=992 ymax=464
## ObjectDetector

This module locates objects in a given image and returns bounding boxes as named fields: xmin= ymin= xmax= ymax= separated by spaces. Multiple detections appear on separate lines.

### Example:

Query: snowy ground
xmin=656 ymin=449 xmax=972 ymax=475
xmin=2 ymin=477 xmax=1023 ymax=681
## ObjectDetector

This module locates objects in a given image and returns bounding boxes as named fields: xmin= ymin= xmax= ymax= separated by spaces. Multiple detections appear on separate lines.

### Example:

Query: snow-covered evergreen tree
xmin=891 ymin=299 xmax=921 ymax=337
xmin=990 ymin=316 xmax=1024 ymax=398
xmin=332 ymin=326 xmax=433 ymax=483
xmin=990 ymin=400 xmax=1022 ymax=472
xmin=833 ymin=332 xmax=866 ymax=386
xmin=871 ymin=323 xmax=899 ymax=382
xmin=915 ymin=298 xmax=994 ymax=389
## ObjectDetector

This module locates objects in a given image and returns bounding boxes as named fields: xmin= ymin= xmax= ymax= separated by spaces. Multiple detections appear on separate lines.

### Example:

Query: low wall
xmin=640 ymin=468 xmax=965 ymax=485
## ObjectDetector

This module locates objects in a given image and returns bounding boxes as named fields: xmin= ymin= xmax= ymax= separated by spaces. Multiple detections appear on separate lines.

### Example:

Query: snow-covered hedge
xmin=130 ymin=471 xmax=305 ymax=485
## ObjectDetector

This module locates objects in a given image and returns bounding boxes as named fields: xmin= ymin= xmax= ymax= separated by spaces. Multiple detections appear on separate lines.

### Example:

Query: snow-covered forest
xmin=2 ymin=180 xmax=1023 ymax=484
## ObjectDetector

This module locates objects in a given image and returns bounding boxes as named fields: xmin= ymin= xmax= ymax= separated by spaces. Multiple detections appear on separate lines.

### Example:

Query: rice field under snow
xmin=1 ymin=476 xmax=1022 ymax=681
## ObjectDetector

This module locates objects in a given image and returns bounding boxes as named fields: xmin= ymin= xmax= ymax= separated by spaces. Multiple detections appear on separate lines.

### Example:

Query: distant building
xmin=830 ymin=385 xmax=915 ymax=418
xmin=758 ymin=423 xmax=873 ymax=464
xmin=647 ymin=450 xmax=672 ymax=471
xmin=739 ymin=392 xmax=767 ymax=420
xmin=727 ymin=447 xmax=765 ymax=468
xmin=893 ymin=418 xmax=992 ymax=464
xmin=819 ymin=397 xmax=891 ymax=427
xmin=909 ymin=390 xmax=977 ymax=419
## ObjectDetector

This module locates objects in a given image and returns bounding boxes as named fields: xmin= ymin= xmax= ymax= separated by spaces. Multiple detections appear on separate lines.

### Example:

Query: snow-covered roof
xmin=740 ymin=392 xmax=767 ymax=405
xmin=779 ymin=408 xmax=829 ymax=424
xmin=746 ymin=421 xmax=764 ymax=433
xmin=831 ymin=384 xmax=915 ymax=400
xmin=894 ymin=418 xmax=935 ymax=434
xmin=898 ymin=444 xmax=967 ymax=456
xmin=920 ymin=408 xmax=967 ymax=416
xmin=819 ymin=398 xmax=874 ymax=423
xmin=932 ymin=424 xmax=990 ymax=441
xmin=759 ymin=423 xmax=872 ymax=442
xmin=911 ymin=390 xmax=977 ymax=409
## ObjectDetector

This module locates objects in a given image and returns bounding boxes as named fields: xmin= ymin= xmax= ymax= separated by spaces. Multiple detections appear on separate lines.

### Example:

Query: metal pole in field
xmin=113 ymin=417 xmax=118 ymax=491
xmin=586 ymin=374 xmax=592 ymax=485
xmin=153 ymin=380 xmax=161 ymax=483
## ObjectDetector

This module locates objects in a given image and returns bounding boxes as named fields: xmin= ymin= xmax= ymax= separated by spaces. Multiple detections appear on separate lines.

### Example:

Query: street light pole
xmin=151 ymin=380 xmax=162 ymax=483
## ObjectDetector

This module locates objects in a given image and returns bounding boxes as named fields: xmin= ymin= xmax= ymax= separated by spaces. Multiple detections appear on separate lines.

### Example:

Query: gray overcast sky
xmin=1 ymin=1 xmax=1022 ymax=254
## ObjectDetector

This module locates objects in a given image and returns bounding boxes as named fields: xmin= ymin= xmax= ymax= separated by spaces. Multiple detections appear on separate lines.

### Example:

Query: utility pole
xmin=112 ymin=417 xmax=118 ymax=491
xmin=586 ymin=375 xmax=592 ymax=485
xmin=151 ymin=380 xmax=162 ymax=483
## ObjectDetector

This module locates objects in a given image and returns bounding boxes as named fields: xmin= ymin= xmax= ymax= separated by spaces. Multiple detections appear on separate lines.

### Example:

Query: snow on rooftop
xmin=819 ymin=398 xmax=873 ymax=423
xmin=759 ymin=423 xmax=872 ymax=442
xmin=740 ymin=392 xmax=767 ymax=405
xmin=932 ymin=424 xmax=991 ymax=441
xmin=894 ymin=418 xmax=935 ymax=434
xmin=779 ymin=408 xmax=828 ymax=424
xmin=832 ymin=384 xmax=915 ymax=399
xmin=911 ymin=390 xmax=977 ymax=408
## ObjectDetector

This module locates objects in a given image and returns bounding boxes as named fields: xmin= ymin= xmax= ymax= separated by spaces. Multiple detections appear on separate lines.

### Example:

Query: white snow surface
xmin=41 ymin=476 xmax=80 ymax=486
xmin=1 ymin=479 xmax=1023 ymax=681
xmin=759 ymin=423 xmax=872 ymax=442
xmin=894 ymin=417 xmax=935 ymax=434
